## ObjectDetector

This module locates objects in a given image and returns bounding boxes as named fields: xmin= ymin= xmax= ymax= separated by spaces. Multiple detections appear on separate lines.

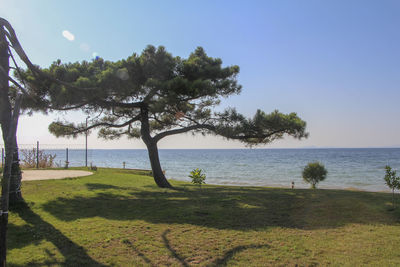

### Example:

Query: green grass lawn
xmin=7 ymin=168 xmax=400 ymax=266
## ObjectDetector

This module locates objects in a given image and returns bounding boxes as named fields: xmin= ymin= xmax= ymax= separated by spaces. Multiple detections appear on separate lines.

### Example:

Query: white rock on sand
xmin=22 ymin=170 xmax=93 ymax=181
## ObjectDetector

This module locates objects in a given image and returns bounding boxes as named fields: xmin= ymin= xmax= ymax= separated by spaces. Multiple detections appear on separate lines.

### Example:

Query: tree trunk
xmin=0 ymin=25 xmax=22 ymax=204
xmin=140 ymin=105 xmax=172 ymax=188
xmin=0 ymin=94 xmax=22 ymax=266
xmin=0 ymin=25 xmax=10 ymax=140
xmin=393 ymin=188 xmax=395 ymax=208
xmin=145 ymin=141 xmax=172 ymax=188
xmin=0 ymin=138 xmax=14 ymax=266
xmin=9 ymin=142 xmax=22 ymax=202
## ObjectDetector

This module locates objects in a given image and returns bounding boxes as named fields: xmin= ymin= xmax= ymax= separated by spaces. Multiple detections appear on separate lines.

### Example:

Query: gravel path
xmin=22 ymin=170 xmax=93 ymax=181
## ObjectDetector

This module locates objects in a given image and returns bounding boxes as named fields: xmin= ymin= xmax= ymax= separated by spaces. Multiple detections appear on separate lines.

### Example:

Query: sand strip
xmin=22 ymin=170 xmax=93 ymax=181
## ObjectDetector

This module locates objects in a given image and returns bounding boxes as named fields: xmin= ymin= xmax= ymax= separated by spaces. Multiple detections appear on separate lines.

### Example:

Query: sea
xmin=23 ymin=148 xmax=400 ymax=192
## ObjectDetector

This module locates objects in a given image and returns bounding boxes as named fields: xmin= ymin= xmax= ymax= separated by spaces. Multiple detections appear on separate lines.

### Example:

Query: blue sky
xmin=1 ymin=0 xmax=399 ymax=149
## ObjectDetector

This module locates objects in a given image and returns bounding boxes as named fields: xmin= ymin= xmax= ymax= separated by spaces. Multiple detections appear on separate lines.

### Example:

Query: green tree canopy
xmin=21 ymin=45 xmax=308 ymax=188
xmin=302 ymin=162 xmax=327 ymax=189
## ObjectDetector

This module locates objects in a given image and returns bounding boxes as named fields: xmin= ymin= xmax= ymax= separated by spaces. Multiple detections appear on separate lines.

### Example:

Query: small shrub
xmin=189 ymin=168 xmax=206 ymax=187
xmin=21 ymin=149 xmax=56 ymax=168
xmin=384 ymin=165 xmax=400 ymax=208
xmin=302 ymin=162 xmax=327 ymax=189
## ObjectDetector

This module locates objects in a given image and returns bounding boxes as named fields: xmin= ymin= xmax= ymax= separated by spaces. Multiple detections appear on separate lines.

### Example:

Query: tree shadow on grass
xmin=85 ymin=183 xmax=142 ymax=194
xmin=210 ymin=244 xmax=270 ymax=266
xmin=121 ymin=240 xmax=156 ymax=267
xmin=164 ymin=229 xmax=271 ymax=266
xmin=121 ymin=228 xmax=270 ymax=266
xmin=40 ymin=183 xmax=400 ymax=231
xmin=43 ymin=186 xmax=298 ymax=230
xmin=85 ymin=183 xmax=122 ymax=191
xmin=8 ymin=201 xmax=106 ymax=267
xmin=162 ymin=229 xmax=189 ymax=267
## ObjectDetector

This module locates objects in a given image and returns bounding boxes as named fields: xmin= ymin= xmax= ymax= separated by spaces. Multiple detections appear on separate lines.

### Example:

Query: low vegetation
xmin=189 ymin=168 xmax=206 ymax=188
xmin=20 ymin=149 xmax=56 ymax=168
xmin=384 ymin=165 xmax=400 ymax=208
xmin=7 ymin=168 xmax=400 ymax=266
xmin=302 ymin=162 xmax=328 ymax=189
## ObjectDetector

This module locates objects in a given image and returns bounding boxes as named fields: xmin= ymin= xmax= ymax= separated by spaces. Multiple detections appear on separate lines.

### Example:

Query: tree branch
xmin=153 ymin=123 xmax=300 ymax=144
xmin=48 ymin=102 xmax=89 ymax=111
xmin=0 ymin=65 xmax=29 ymax=96
xmin=143 ymin=87 xmax=159 ymax=102
xmin=153 ymin=124 xmax=214 ymax=142
xmin=97 ymin=100 xmax=144 ymax=109
xmin=53 ymin=115 xmax=141 ymax=136
xmin=0 ymin=18 xmax=100 ymax=93
xmin=226 ymin=129 xmax=286 ymax=140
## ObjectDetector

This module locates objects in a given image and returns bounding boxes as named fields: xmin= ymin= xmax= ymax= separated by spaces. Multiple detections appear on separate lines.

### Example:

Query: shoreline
xmin=20 ymin=168 xmax=393 ymax=194
xmin=169 ymin=177 xmax=392 ymax=193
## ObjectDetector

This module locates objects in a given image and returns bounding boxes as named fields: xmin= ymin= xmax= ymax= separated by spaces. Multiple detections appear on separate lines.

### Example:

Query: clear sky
xmin=1 ymin=0 xmax=399 ymax=149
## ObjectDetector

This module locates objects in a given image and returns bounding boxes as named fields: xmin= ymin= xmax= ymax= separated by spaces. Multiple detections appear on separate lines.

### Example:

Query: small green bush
xmin=302 ymin=162 xmax=327 ymax=189
xmin=384 ymin=165 xmax=400 ymax=208
xmin=189 ymin=168 xmax=206 ymax=187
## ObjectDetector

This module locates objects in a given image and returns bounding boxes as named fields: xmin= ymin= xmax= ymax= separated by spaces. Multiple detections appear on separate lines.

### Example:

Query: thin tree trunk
xmin=0 ymin=142 xmax=14 ymax=266
xmin=0 ymin=25 xmax=10 ymax=138
xmin=393 ymin=188 xmax=395 ymax=208
xmin=9 ymin=142 xmax=22 ymax=202
xmin=140 ymin=105 xmax=172 ymax=188
xmin=0 ymin=94 xmax=22 ymax=266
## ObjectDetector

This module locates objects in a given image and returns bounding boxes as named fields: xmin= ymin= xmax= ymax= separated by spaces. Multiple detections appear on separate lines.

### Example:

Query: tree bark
xmin=0 ymin=94 xmax=22 ymax=266
xmin=140 ymin=105 xmax=172 ymax=188
xmin=0 ymin=145 xmax=13 ymax=266
xmin=0 ymin=26 xmax=11 ymax=136
xmin=0 ymin=25 xmax=23 ymax=204
xmin=9 ymin=142 xmax=22 ymax=202
xmin=0 ymin=138 xmax=14 ymax=266
xmin=145 ymin=141 xmax=172 ymax=188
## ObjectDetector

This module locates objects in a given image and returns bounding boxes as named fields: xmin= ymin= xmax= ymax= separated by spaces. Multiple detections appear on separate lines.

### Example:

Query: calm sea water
xmin=33 ymin=148 xmax=400 ymax=192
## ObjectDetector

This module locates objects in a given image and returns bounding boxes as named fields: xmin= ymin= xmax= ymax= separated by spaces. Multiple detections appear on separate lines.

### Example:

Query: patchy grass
xmin=6 ymin=167 xmax=400 ymax=266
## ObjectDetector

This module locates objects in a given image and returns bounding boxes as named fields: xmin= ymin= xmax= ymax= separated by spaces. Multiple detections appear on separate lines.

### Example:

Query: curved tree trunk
xmin=145 ymin=141 xmax=172 ymax=188
xmin=140 ymin=105 xmax=172 ymax=188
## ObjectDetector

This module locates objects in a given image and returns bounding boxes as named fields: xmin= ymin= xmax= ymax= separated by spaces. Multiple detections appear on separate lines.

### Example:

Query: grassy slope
xmin=7 ymin=168 xmax=400 ymax=266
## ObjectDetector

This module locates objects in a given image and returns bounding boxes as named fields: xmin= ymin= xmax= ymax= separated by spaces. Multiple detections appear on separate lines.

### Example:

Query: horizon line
xmin=7 ymin=146 xmax=400 ymax=150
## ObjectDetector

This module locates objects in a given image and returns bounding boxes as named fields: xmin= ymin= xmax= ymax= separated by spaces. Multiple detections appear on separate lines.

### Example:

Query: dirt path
xmin=22 ymin=170 xmax=93 ymax=181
